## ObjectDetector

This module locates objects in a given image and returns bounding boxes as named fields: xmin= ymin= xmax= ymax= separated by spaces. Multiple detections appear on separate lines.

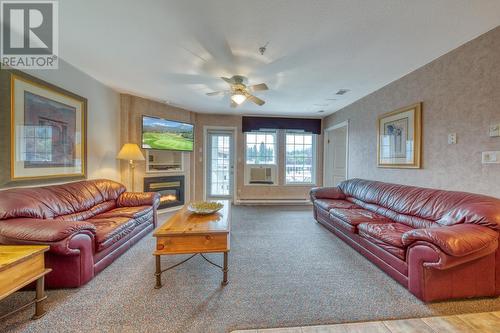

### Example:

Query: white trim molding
xmin=323 ymin=120 xmax=350 ymax=186
xmin=235 ymin=198 xmax=311 ymax=205
xmin=203 ymin=126 xmax=238 ymax=203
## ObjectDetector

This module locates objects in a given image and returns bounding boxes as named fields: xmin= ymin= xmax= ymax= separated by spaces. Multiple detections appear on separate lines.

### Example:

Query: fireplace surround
xmin=144 ymin=175 xmax=185 ymax=209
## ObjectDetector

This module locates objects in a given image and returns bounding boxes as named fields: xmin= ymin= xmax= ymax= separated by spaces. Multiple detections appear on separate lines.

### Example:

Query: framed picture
xmin=377 ymin=103 xmax=422 ymax=168
xmin=10 ymin=73 xmax=87 ymax=181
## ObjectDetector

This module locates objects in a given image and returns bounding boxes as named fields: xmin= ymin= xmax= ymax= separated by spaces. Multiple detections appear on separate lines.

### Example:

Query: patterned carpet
xmin=1 ymin=205 xmax=499 ymax=333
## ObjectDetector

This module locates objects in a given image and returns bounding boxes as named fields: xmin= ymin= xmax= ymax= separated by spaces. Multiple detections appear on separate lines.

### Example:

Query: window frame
xmin=284 ymin=130 xmax=317 ymax=185
xmin=244 ymin=130 xmax=278 ymax=165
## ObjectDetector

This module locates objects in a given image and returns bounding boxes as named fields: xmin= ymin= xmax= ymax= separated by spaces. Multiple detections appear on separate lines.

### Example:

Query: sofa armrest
xmin=0 ymin=218 xmax=96 ymax=243
xmin=117 ymin=192 xmax=160 ymax=208
xmin=310 ymin=187 xmax=345 ymax=201
xmin=402 ymin=224 xmax=498 ymax=257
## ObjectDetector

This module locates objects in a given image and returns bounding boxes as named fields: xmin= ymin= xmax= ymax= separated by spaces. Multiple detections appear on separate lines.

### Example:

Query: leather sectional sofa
xmin=0 ymin=179 xmax=160 ymax=288
xmin=310 ymin=178 xmax=500 ymax=302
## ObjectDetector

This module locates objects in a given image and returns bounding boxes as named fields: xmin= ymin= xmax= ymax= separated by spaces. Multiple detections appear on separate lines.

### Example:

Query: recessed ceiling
xmin=59 ymin=0 xmax=500 ymax=116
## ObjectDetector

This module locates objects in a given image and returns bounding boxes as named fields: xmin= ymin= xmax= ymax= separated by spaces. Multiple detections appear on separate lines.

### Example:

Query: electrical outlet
xmin=489 ymin=124 xmax=500 ymax=137
xmin=448 ymin=133 xmax=457 ymax=145
xmin=482 ymin=151 xmax=500 ymax=164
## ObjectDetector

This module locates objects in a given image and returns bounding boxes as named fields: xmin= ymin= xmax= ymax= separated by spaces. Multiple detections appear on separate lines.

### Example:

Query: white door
xmin=206 ymin=130 xmax=234 ymax=200
xmin=324 ymin=122 xmax=348 ymax=187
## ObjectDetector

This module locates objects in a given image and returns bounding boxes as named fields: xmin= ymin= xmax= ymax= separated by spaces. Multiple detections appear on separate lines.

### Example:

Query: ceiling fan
xmin=206 ymin=75 xmax=269 ymax=108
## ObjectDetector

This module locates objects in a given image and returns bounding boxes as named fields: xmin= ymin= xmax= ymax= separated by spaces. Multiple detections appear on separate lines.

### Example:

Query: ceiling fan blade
xmin=168 ymin=1 xmax=235 ymax=71
xmin=206 ymin=91 xmax=226 ymax=96
xmin=161 ymin=73 xmax=218 ymax=85
xmin=248 ymin=83 xmax=268 ymax=91
xmin=246 ymin=94 xmax=265 ymax=106
xmin=221 ymin=77 xmax=234 ymax=84
xmin=230 ymin=100 xmax=238 ymax=108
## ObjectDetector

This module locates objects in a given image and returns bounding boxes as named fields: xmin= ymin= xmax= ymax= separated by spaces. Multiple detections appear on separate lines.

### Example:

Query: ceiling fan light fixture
xmin=231 ymin=93 xmax=246 ymax=105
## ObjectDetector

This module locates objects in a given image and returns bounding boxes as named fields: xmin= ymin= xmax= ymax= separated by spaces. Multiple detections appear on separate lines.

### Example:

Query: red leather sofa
xmin=310 ymin=178 xmax=500 ymax=302
xmin=0 ymin=179 xmax=160 ymax=288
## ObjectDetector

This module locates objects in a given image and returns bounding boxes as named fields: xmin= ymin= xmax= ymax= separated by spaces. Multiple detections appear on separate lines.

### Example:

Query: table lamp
xmin=117 ymin=143 xmax=145 ymax=191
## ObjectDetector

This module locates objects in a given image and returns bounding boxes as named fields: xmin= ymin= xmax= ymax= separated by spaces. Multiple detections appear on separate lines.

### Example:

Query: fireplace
xmin=144 ymin=176 xmax=184 ymax=210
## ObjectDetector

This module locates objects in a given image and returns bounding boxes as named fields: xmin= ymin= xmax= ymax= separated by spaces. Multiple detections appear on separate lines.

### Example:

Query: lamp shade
xmin=117 ymin=143 xmax=145 ymax=161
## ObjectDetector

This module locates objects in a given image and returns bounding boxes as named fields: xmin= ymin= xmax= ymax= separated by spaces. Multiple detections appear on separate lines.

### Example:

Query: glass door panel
xmin=206 ymin=131 xmax=234 ymax=199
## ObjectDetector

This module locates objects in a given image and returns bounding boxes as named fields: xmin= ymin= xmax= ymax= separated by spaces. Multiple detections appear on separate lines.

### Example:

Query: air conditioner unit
xmin=249 ymin=166 xmax=274 ymax=184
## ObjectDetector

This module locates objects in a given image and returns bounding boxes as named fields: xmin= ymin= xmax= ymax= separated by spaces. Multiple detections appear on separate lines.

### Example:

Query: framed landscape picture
xmin=10 ymin=73 xmax=87 ymax=181
xmin=377 ymin=103 xmax=422 ymax=168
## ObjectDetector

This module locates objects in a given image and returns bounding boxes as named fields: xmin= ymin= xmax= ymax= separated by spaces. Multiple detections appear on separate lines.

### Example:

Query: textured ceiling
xmin=58 ymin=0 xmax=500 ymax=116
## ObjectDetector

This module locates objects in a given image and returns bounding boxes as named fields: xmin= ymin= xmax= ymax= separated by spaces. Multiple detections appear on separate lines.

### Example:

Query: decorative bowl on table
xmin=187 ymin=201 xmax=224 ymax=215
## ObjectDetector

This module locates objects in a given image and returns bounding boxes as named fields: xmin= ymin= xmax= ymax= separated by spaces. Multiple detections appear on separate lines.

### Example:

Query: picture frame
xmin=10 ymin=72 xmax=87 ymax=181
xmin=377 ymin=103 xmax=422 ymax=168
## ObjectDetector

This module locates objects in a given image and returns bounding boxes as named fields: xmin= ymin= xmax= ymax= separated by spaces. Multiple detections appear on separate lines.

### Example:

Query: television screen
xmin=141 ymin=116 xmax=194 ymax=151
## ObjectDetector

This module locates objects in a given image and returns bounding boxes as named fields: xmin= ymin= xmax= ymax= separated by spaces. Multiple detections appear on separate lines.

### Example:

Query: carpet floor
xmin=1 ymin=205 xmax=499 ymax=333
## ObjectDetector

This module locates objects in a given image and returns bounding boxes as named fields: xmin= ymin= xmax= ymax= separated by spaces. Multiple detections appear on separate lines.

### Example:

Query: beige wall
xmin=29 ymin=61 xmax=122 ymax=182
xmin=120 ymin=95 xmax=196 ymax=199
xmin=120 ymin=97 xmax=323 ymax=201
xmin=0 ymin=60 xmax=121 ymax=188
xmin=324 ymin=26 xmax=500 ymax=198
xmin=194 ymin=114 xmax=323 ymax=201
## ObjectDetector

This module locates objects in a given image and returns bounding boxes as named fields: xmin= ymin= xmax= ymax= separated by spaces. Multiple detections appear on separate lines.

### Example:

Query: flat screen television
xmin=141 ymin=115 xmax=194 ymax=151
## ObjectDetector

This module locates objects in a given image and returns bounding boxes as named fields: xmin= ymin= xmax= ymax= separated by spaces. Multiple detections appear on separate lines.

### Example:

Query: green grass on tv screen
xmin=142 ymin=132 xmax=193 ymax=151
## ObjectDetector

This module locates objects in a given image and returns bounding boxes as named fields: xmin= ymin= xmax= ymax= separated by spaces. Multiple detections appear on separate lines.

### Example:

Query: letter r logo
xmin=1 ymin=1 xmax=55 ymax=55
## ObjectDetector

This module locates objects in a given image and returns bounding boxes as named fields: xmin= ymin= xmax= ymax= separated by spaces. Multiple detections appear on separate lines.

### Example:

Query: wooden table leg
xmin=222 ymin=252 xmax=228 ymax=286
xmin=155 ymin=255 xmax=162 ymax=289
xmin=32 ymin=276 xmax=46 ymax=320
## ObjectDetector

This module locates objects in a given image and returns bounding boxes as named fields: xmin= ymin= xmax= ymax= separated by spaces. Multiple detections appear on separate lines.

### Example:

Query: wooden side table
xmin=0 ymin=245 xmax=51 ymax=320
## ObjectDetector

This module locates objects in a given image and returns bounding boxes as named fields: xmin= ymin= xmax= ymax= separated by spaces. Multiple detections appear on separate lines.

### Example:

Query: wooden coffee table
xmin=153 ymin=200 xmax=230 ymax=288
xmin=0 ymin=245 xmax=51 ymax=320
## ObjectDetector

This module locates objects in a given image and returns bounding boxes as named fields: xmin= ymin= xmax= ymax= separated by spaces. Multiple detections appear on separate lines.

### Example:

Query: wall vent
xmin=336 ymin=89 xmax=350 ymax=95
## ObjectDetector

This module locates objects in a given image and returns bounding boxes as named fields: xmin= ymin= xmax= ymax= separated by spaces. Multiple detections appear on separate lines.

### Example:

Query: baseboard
xmin=158 ymin=200 xmax=312 ymax=207
xmin=235 ymin=199 xmax=312 ymax=205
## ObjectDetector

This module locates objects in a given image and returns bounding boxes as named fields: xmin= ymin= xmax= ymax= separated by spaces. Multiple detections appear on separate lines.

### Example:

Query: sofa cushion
xmin=117 ymin=192 xmax=160 ymax=208
xmin=54 ymin=201 xmax=117 ymax=222
xmin=88 ymin=217 xmax=138 ymax=251
xmin=358 ymin=223 xmax=413 ymax=259
xmin=0 ymin=179 xmax=126 ymax=220
xmin=329 ymin=208 xmax=392 ymax=232
xmin=0 ymin=218 xmax=96 ymax=242
xmin=339 ymin=178 xmax=500 ymax=228
xmin=402 ymin=224 xmax=499 ymax=257
xmin=437 ymin=202 xmax=500 ymax=231
xmin=361 ymin=233 xmax=406 ymax=260
xmin=347 ymin=198 xmax=434 ymax=229
xmin=359 ymin=223 xmax=413 ymax=247
xmin=93 ymin=206 xmax=153 ymax=219
xmin=310 ymin=187 xmax=346 ymax=200
xmin=315 ymin=199 xmax=359 ymax=211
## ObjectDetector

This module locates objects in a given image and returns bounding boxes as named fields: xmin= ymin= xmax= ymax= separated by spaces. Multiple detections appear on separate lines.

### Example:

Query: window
xmin=22 ymin=125 xmax=53 ymax=163
xmin=245 ymin=131 xmax=276 ymax=164
xmin=285 ymin=132 xmax=316 ymax=184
